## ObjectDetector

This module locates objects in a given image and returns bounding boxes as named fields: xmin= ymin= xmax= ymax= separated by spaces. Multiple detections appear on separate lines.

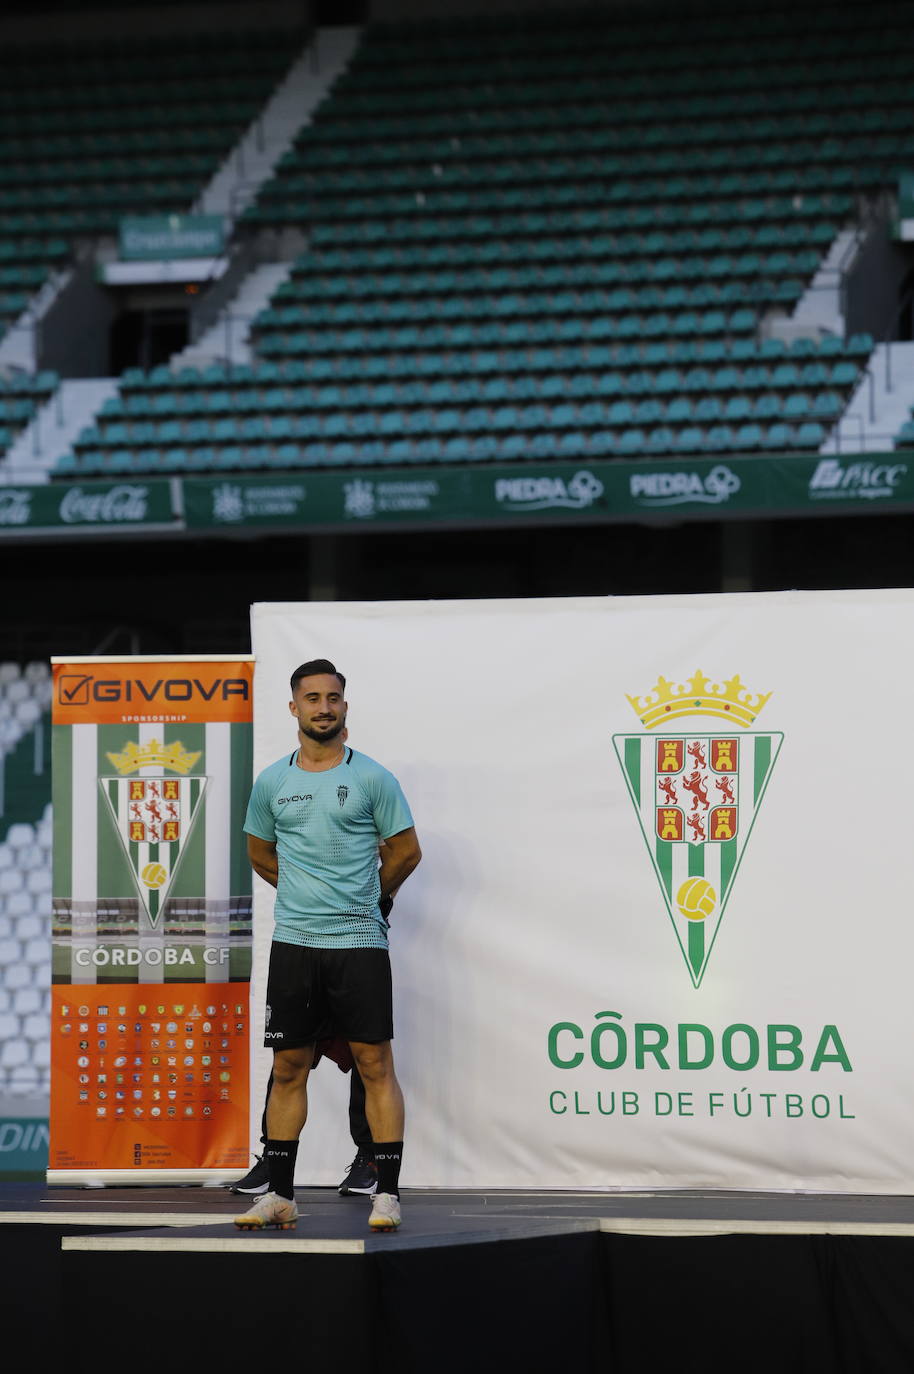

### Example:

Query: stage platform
xmin=4 ymin=1181 xmax=914 ymax=1372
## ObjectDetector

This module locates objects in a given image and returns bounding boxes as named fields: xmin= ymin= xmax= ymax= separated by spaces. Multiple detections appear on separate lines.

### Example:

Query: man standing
xmin=234 ymin=659 xmax=421 ymax=1232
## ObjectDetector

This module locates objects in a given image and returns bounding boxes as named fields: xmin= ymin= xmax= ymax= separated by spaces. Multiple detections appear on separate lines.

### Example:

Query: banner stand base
xmin=46 ymin=1169 xmax=244 ymax=1188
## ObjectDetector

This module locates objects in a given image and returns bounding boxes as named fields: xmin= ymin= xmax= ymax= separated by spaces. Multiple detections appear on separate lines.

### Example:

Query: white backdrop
xmin=248 ymin=591 xmax=914 ymax=1193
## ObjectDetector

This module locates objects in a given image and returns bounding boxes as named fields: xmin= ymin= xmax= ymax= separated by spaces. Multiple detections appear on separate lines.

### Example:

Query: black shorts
xmin=264 ymin=941 xmax=394 ymax=1050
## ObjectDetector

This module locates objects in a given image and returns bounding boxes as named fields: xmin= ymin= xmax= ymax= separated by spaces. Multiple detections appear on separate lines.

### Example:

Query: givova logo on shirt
xmin=613 ymin=670 xmax=782 ymax=988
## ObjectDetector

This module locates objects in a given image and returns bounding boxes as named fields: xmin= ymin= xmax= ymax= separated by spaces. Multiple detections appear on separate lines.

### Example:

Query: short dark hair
xmin=290 ymin=659 xmax=346 ymax=693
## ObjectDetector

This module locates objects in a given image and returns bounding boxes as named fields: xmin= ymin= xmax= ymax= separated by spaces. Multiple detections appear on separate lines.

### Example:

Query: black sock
xmin=372 ymin=1141 xmax=403 ymax=1198
xmin=265 ymin=1139 xmax=298 ymax=1201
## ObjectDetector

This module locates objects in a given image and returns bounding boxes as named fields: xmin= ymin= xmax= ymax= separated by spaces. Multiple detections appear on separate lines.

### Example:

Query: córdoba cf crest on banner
xmin=99 ymin=740 xmax=208 ymax=928
xmin=614 ymin=670 xmax=782 ymax=988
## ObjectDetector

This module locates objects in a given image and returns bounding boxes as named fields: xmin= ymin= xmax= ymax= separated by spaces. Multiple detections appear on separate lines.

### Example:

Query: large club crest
xmin=614 ymin=671 xmax=782 ymax=987
xmin=99 ymin=738 xmax=207 ymax=928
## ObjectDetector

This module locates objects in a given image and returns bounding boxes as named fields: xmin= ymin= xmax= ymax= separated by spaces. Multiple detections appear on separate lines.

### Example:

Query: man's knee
xmin=351 ymin=1041 xmax=394 ymax=1084
xmin=272 ymin=1046 xmax=313 ymax=1088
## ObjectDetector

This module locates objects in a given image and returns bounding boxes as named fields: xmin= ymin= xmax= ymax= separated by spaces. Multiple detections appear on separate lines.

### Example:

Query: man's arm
xmin=247 ymin=832 xmax=279 ymax=888
xmin=378 ymin=827 xmax=421 ymax=902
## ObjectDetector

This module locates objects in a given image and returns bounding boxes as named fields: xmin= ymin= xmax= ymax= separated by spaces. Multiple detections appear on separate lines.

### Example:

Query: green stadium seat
xmin=675 ymin=427 xmax=705 ymax=453
xmin=734 ymin=423 xmax=764 ymax=450
xmin=795 ymin=422 xmax=827 ymax=449
xmin=665 ymin=398 xmax=693 ymax=424
xmin=645 ymin=427 xmax=676 ymax=455
xmin=704 ymin=425 xmax=736 ymax=452
xmin=812 ymin=392 xmax=843 ymax=419
xmin=784 ymin=393 xmax=811 ymax=419
xmin=616 ymin=429 xmax=646 ymax=456
xmin=752 ymin=394 xmax=782 ymax=420
xmin=208 ymin=444 xmax=240 ymax=470
xmin=762 ymin=423 xmax=796 ymax=450
xmin=724 ymin=396 xmax=753 ymax=422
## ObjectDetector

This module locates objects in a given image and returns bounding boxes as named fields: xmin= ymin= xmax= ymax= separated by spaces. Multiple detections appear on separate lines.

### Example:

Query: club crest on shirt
xmin=337 ymin=785 xmax=349 ymax=808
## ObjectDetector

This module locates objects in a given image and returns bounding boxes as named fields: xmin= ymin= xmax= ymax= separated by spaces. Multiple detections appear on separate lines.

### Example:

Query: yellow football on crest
xmin=676 ymin=876 xmax=716 ymax=921
xmin=141 ymin=862 xmax=168 ymax=889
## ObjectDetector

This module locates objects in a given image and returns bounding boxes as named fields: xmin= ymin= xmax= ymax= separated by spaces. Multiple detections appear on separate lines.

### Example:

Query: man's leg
xmin=349 ymin=1040 xmax=404 ymax=1204
xmin=338 ymin=1068 xmax=377 ymax=1195
xmin=264 ymin=1044 xmax=314 ymax=1199
xmin=228 ymin=1068 xmax=275 ymax=1193
xmin=261 ymin=1070 xmax=274 ymax=1145
xmin=348 ymin=1067 xmax=372 ymax=1147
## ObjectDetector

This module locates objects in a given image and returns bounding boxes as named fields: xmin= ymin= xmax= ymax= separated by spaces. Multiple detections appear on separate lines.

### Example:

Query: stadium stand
xmin=0 ymin=21 xmax=306 ymax=353
xmin=41 ymin=0 xmax=913 ymax=475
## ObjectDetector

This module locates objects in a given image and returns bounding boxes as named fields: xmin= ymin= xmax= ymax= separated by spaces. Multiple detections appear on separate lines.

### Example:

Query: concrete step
xmin=194 ymin=26 xmax=361 ymax=225
xmin=765 ymin=229 xmax=858 ymax=347
xmin=170 ymin=261 xmax=294 ymax=368
xmin=0 ymin=268 xmax=73 ymax=372
xmin=1 ymin=376 xmax=120 ymax=483
xmin=819 ymin=341 xmax=914 ymax=454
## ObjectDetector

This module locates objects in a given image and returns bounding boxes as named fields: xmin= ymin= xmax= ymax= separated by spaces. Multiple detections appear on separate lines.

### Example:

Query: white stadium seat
xmin=15 ymin=916 xmax=45 ymax=942
xmin=4 ymin=1070 xmax=37 ymax=1095
xmin=15 ymin=699 xmax=40 ymax=728
xmin=25 ymin=938 xmax=49 ymax=967
xmin=5 ymin=891 xmax=34 ymax=918
xmin=18 ymin=843 xmax=44 ymax=871
xmin=0 ymin=1036 xmax=27 ymax=1068
xmin=6 ymin=822 xmax=36 ymax=850
xmin=0 ymin=869 xmax=23 ymax=894
xmin=26 ymin=868 xmax=51 ymax=896
xmin=0 ymin=938 xmax=20 ymax=965
xmin=23 ymin=1013 xmax=48 ymax=1042
xmin=13 ymin=988 xmax=41 ymax=1015
xmin=0 ymin=719 xmax=21 ymax=750
xmin=2 ymin=962 xmax=31 ymax=991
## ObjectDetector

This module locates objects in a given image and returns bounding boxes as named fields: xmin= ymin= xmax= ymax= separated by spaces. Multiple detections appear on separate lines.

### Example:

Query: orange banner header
xmin=52 ymin=659 xmax=255 ymax=726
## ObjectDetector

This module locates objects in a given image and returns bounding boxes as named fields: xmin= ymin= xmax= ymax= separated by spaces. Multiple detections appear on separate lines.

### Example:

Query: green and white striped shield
xmin=98 ymin=773 xmax=208 ymax=927
xmin=614 ymin=731 xmax=783 ymax=986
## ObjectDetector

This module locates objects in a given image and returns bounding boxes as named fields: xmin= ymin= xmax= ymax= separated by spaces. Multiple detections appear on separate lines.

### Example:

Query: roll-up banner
xmin=249 ymin=592 xmax=914 ymax=1194
xmin=47 ymin=656 xmax=254 ymax=1185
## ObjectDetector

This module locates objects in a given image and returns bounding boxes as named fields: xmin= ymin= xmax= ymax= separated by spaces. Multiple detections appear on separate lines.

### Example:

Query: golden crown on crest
xmin=105 ymin=739 xmax=202 ymax=775
xmin=626 ymin=671 xmax=772 ymax=730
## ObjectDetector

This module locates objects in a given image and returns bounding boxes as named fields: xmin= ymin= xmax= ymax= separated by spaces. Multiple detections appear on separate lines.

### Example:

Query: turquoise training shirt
xmin=244 ymin=746 xmax=414 ymax=949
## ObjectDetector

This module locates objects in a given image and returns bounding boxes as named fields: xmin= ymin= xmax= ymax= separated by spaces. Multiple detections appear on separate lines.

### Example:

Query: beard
xmin=300 ymin=714 xmax=346 ymax=743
